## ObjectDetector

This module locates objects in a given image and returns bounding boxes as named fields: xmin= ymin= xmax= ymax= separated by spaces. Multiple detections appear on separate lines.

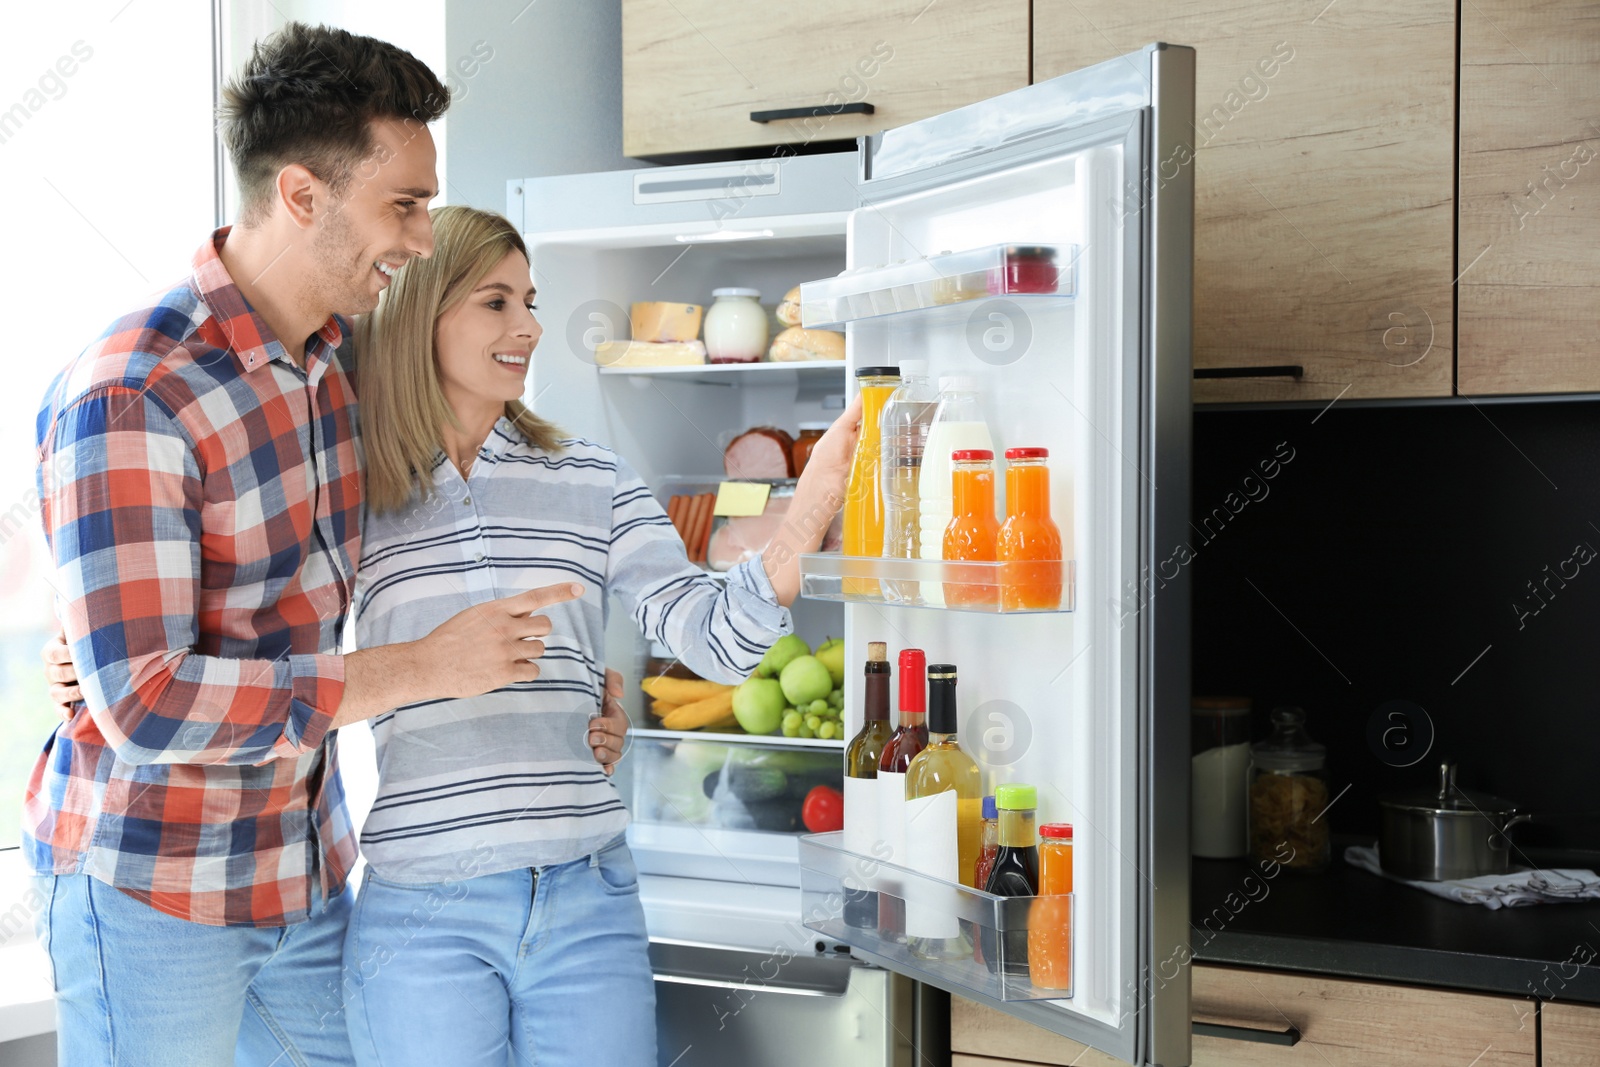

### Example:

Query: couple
xmin=29 ymin=22 xmax=860 ymax=1067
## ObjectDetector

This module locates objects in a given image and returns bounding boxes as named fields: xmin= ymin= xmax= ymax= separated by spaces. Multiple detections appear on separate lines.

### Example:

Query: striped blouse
xmin=353 ymin=420 xmax=791 ymax=883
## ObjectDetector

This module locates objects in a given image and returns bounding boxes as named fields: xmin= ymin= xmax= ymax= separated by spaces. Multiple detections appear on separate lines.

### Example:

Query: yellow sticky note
xmin=714 ymin=482 xmax=771 ymax=517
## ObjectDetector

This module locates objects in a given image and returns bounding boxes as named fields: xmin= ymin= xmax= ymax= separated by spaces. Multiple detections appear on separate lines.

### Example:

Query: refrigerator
xmin=508 ymin=42 xmax=1194 ymax=1067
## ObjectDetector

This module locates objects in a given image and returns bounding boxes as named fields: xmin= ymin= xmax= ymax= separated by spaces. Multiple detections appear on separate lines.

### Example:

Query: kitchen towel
xmin=1344 ymin=845 xmax=1600 ymax=909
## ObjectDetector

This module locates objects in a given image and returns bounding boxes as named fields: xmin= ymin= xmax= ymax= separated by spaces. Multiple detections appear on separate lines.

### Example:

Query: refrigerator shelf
xmin=799 ymin=832 xmax=1074 ymax=1002
xmin=596 ymin=360 xmax=846 ymax=387
xmin=632 ymin=726 xmax=844 ymax=750
xmin=798 ymin=243 xmax=1079 ymax=329
xmin=798 ymin=554 xmax=1076 ymax=613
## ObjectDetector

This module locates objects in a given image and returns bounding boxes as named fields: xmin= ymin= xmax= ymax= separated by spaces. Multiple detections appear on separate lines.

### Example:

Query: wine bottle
xmin=842 ymin=641 xmax=892 ymax=928
xmin=876 ymin=648 xmax=927 ymax=940
xmin=905 ymin=663 xmax=983 ymax=959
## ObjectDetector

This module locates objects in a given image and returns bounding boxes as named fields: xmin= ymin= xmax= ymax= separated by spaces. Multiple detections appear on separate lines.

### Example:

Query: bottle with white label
xmin=904 ymin=663 xmax=983 ymax=959
xmin=876 ymin=648 xmax=927 ymax=942
xmin=918 ymin=377 xmax=994 ymax=605
xmin=842 ymin=642 xmax=893 ymax=927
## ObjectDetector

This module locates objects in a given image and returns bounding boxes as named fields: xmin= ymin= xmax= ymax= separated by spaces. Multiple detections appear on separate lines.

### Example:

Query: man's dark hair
xmin=219 ymin=22 xmax=449 ymax=224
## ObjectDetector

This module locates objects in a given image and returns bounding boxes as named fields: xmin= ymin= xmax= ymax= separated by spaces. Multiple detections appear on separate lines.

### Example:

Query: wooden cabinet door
xmin=951 ymin=965 xmax=1535 ymax=1066
xmin=621 ymin=0 xmax=1028 ymax=158
xmin=1457 ymin=0 xmax=1600 ymax=395
xmin=1545 ymin=1002 xmax=1600 ymax=1067
xmin=1035 ymin=2 xmax=1456 ymax=402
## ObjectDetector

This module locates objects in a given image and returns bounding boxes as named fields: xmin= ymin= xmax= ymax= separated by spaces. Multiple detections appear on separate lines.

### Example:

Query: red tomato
xmin=801 ymin=785 xmax=844 ymax=833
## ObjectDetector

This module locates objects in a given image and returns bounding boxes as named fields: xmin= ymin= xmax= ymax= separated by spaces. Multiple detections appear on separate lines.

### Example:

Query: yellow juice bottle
xmin=842 ymin=366 xmax=900 ymax=595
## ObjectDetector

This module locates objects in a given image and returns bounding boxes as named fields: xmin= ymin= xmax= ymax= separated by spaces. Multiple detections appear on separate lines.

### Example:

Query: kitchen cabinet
xmin=620 ymin=0 xmax=1029 ymax=158
xmin=952 ymin=965 xmax=1537 ymax=1066
xmin=1544 ymin=1002 xmax=1600 ymax=1067
xmin=1034 ymin=1 xmax=1457 ymax=402
xmin=1456 ymin=0 xmax=1600 ymax=395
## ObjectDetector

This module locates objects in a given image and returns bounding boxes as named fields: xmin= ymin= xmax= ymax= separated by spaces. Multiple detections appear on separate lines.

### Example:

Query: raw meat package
xmin=708 ymin=493 xmax=791 ymax=572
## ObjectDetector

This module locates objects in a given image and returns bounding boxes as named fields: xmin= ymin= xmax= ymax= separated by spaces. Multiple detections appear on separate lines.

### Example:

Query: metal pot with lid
xmin=1377 ymin=761 xmax=1529 ymax=881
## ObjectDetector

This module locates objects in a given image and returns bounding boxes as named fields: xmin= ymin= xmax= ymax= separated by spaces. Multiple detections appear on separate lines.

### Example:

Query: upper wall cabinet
xmin=1457 ymin=0 xmax=1600 ymax=395
xmin=1035 ymin=2 xmax=1457 ymax=402
xmin=620 ymin=0 xmax=1029 ymax=158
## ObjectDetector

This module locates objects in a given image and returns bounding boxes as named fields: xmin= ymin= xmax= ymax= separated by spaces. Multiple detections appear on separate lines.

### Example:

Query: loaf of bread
xmin=777 ymin=286 xmax=803 ymax=327
xmin=768 ymin=326 xmax=844 ymax=363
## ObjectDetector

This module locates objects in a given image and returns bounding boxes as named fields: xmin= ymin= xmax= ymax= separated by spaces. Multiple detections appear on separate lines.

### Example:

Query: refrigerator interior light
xmin=674 ymin=228 xmax=776 ymax=243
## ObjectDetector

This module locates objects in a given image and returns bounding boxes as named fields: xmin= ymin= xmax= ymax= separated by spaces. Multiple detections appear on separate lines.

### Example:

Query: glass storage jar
xmin=1191 ymin=698 xmax=1251 ymax=858
xmin=703 ymin=288 xmax=768 ymax=363
xmin=1247 ymin=706 xmax=1330 ymax=872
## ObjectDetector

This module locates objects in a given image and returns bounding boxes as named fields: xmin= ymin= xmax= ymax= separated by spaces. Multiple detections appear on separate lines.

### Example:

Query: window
xmin=0 ymin=4 xmax=216 ymax=848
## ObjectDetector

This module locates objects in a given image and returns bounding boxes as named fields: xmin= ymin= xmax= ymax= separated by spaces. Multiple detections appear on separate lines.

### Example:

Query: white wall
xmin=443 ymin=0 xmax=645 ymax=211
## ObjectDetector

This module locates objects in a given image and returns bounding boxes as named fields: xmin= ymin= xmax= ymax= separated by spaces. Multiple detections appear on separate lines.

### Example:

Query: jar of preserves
xmin=1247 ymin=707 xmax=1330 ymax=872
xmin=791 ymin=422 xmax=829 ymax=475
xmin=703 ymin=288 xmax=768 ymax=363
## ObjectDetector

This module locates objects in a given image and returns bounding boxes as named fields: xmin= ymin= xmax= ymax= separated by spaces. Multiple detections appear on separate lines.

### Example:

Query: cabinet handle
xmin=1193 ymin=1020 xmax=1302 ymax=1046
xmin=750 ymin=102 xmax=875 ymax=124
xmin=1193 ymin=365 xmax=1305 ymax=380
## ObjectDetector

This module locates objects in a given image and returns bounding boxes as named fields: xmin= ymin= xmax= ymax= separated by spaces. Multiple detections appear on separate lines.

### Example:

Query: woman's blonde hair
xmin=356 ymin=204 xmax=563 ymax=514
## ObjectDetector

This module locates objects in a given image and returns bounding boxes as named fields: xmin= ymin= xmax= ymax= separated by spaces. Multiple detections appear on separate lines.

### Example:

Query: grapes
xmin=817 ymin=721 xmax=836 ymax=740
xmin=797 ymin=722 xmax=815 ymax=739
xmin=781 ymin=710 xmax=802 ymax=737
xmin=828 ymin=689 xmax=844 ymax=708
xmin=808 ymin=698 xmax=829 ymax=716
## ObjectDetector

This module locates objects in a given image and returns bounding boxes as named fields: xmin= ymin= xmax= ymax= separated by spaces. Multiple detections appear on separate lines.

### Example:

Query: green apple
xmin=780 ymin=655 xmax=833 ymax=706
xmin=758 ymin=634 xmax=811 ymax=679
xmin=815 ymin=637 xmax=846 ymax=686
xmin=732 ymin=677 xmax=787 ymax=735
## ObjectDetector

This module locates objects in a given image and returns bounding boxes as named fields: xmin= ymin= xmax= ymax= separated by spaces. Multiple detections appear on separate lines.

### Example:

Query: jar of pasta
xmin=1247 ymin=707 xmax=1330 ymax=873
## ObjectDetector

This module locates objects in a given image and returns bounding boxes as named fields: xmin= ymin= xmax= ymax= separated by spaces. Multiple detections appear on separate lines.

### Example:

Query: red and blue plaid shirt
xmin=25 ymin=229 xmax=363 ymax=927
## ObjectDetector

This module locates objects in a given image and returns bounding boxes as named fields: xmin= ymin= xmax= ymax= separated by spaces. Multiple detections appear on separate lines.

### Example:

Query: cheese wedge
xmin=630 ymin=302 xmax=703 ymax=343
xmin=594 ymin=340 xmax=707 ymax=367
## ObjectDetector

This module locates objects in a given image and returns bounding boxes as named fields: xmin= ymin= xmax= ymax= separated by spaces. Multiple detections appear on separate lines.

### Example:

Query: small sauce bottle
xmin=791 ymin=421 xmax=829 ymax=476
xmin=1029 ymin=823 xmax=1074 ymax=991
xmin=974 ymin=795 xmax=1000 ymax=890
xmin=982 ymin=783 xmax=1039 ymax=976
xmin=997 ymin=447 xmax=1064 ymax=611
xmin=943 ymin=449 xmax=1000 ymax=609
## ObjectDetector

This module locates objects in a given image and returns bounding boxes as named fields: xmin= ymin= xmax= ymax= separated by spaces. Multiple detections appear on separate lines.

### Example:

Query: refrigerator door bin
xmin=799 ymin=831 xmax=1074 ymax=1003
xmin=799 ymin=242 xmax=1080 ymax=328
xmin=800 ymin=554 xmax=1076 ymax=613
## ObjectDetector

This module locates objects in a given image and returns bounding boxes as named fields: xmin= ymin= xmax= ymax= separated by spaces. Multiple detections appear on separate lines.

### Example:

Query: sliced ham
xmin=724 ymin=427 xmax=795 ymax=479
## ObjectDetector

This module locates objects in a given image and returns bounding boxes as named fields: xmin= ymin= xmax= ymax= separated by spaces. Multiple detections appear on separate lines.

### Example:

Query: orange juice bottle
xmin=942 ymin=449 xmax=999 ymax=609
xmin=1028 ymin=823 xmax=1073 ymax=991
xmin=843 ymin=367 xmax=900 ymax=594
xmin=998 ymin=447 xmax=1064 ymax=611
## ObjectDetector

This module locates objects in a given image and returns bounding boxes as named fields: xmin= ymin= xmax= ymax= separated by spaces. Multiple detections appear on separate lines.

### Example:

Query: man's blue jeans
xmin=33 ymin=872 xmax=354 ymax=1065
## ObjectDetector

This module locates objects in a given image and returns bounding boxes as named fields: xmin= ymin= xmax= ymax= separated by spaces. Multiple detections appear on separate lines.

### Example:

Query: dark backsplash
xmin=1191 ymin=398 xmax=1600 ymax=847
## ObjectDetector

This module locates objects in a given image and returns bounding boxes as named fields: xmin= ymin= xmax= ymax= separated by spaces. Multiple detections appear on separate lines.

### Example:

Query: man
xmin=27 ymin=22 xmax=623 ymax=1064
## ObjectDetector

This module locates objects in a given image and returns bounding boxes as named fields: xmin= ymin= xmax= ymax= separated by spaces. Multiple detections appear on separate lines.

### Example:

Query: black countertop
xmin=1190 ymin=838 xmax=1600 ymax=1003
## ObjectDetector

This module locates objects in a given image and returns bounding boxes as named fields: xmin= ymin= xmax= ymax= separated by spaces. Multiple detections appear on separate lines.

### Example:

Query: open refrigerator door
xmin=793 ymin=45 xmax=1195 ymax=1066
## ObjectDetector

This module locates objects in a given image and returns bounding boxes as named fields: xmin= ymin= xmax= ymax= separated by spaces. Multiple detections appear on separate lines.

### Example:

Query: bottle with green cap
xmin=982 ymin=783 xmax=1040 ymax=977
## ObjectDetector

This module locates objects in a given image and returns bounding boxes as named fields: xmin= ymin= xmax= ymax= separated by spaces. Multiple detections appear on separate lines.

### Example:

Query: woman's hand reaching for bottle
xmin=762 ymin=393 xmax=863 ymax=606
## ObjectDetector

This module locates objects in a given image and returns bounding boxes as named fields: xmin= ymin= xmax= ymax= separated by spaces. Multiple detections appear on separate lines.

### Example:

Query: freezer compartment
xmin=799 ymin=832 xmax=1074 ymax=1002
xmin=621 ymin=733 xmax=843 ymax=838
xmin=799 ymin=242 xmax=1079 ymax=328
xmin=799 ymin=554 xmax=1076 ymax=614
xmin=650 ymin=940 xmax=915 ymax=1067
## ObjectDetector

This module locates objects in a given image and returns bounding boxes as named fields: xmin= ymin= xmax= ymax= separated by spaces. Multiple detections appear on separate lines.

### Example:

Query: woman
xmin=340 ymin=205 xmax=859 ymax=1066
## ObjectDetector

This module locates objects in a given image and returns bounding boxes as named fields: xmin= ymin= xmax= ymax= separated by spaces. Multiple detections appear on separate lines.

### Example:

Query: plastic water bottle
xmin=879 ymin=360 xmax=939 ymax=602
xmin=918 ymin=377 xmax=994 ymax=606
